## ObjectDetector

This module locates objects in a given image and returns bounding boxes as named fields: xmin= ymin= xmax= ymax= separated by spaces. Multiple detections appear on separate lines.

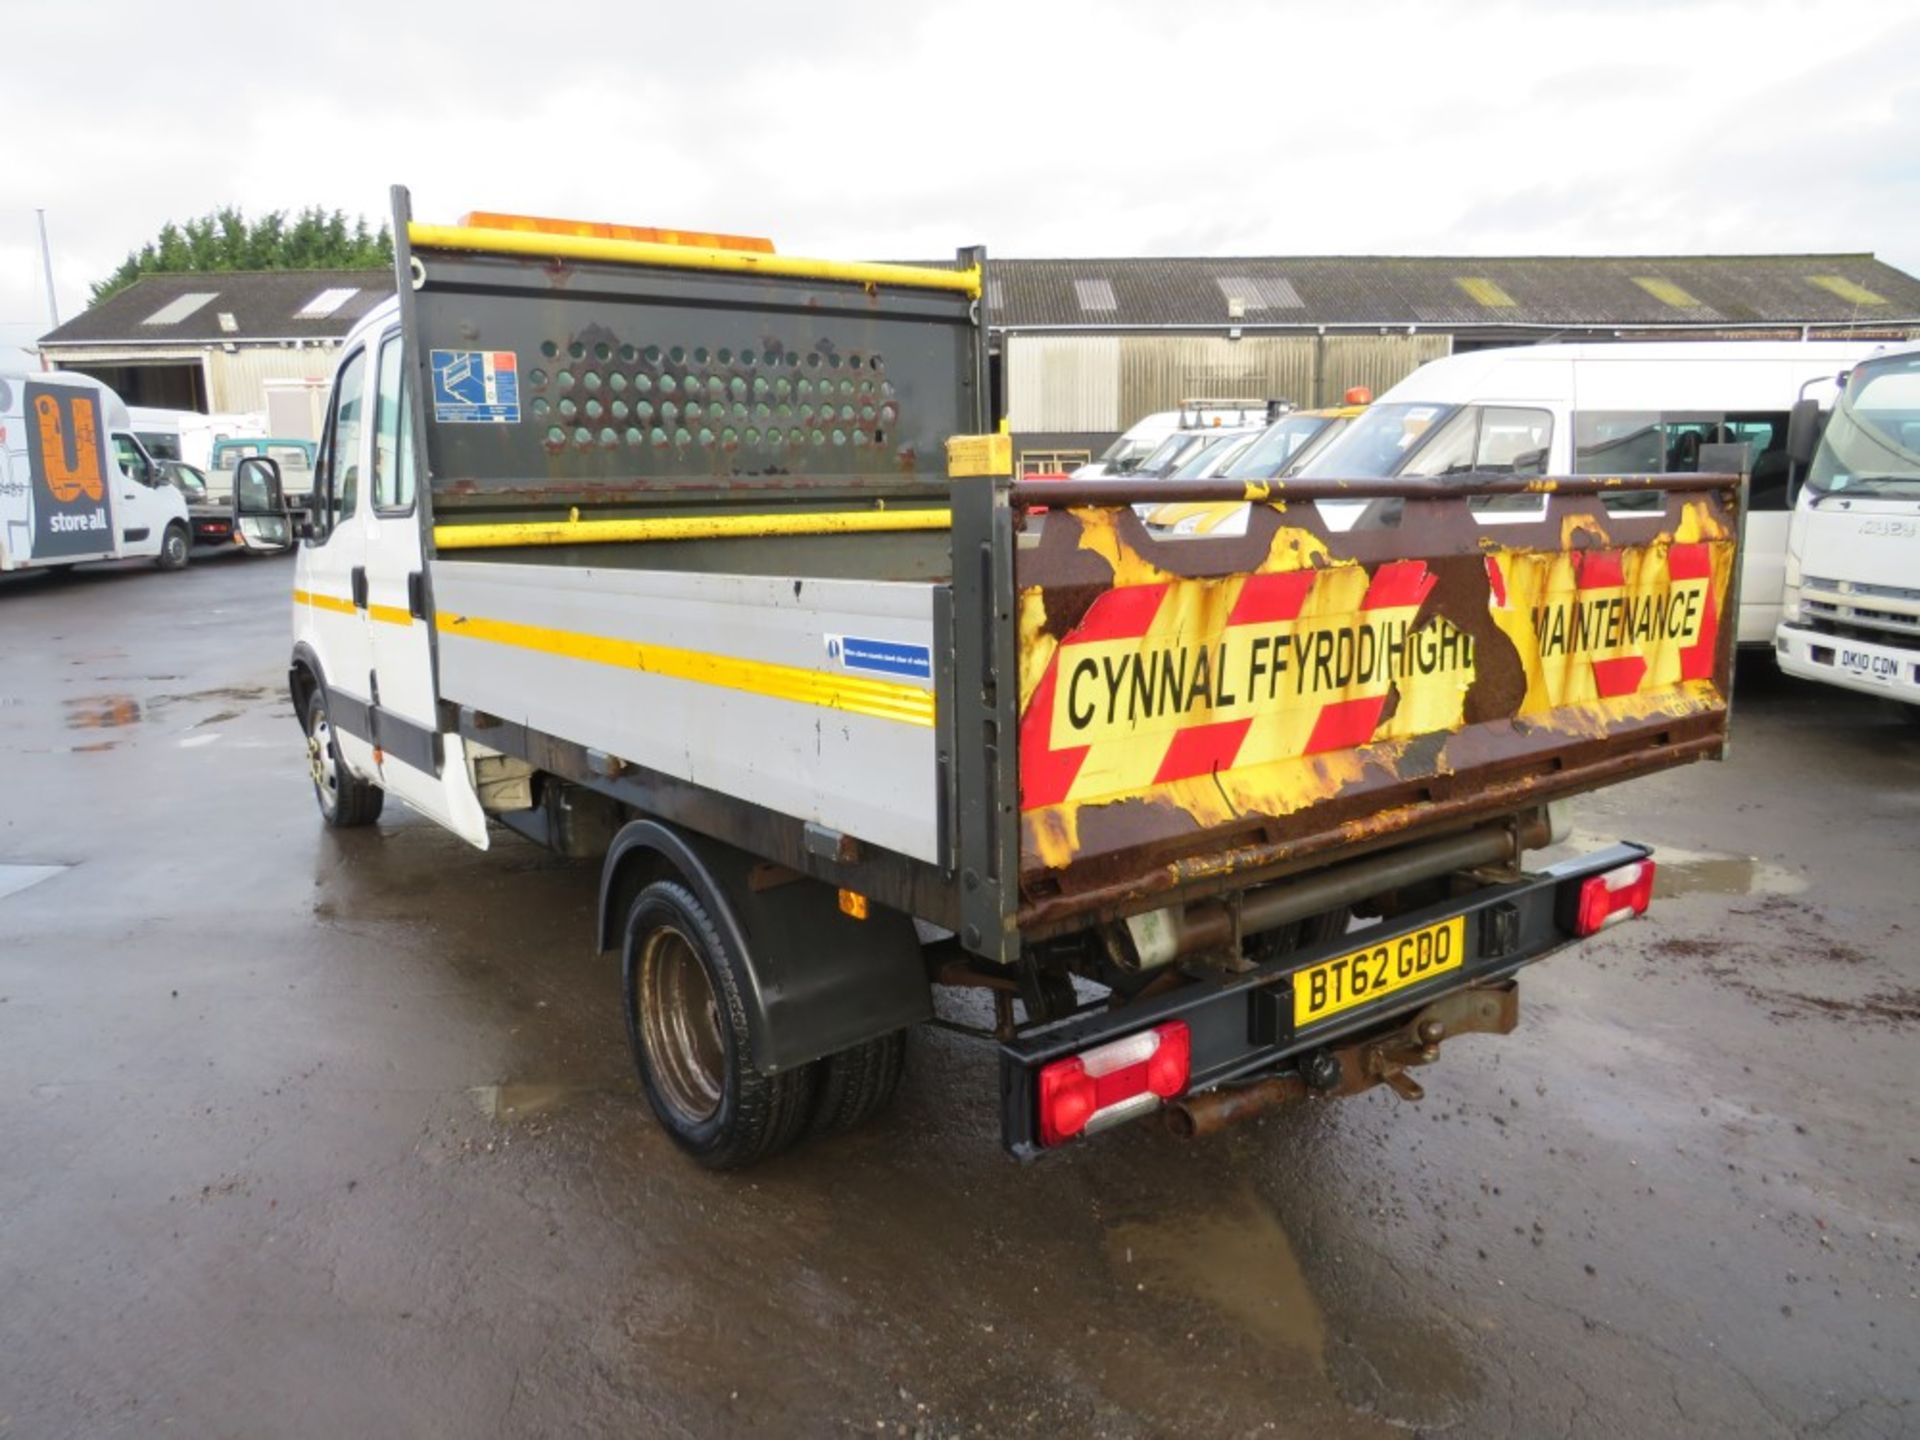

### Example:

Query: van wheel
xmin=622 ymin=879 xmax=816 ymax=1169
xmin=156 ymin=523 xmax=190 ymax=571
xmin=305 ymin=689 xmax=383 ymax=828
xmin=811 ymin=1030 xmax=907 ymax=1135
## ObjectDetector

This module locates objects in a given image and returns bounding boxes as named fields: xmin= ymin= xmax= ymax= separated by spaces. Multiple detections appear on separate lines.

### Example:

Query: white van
xmin=1294 ymin=341 xmax=1889 ymax=644
xmin=129 ymin=406 xmax=266 ymax=470
xmin=1 ymin=373 xmax=192 ymax=573
xmin=1073 ymin=398 xmax=1276 ymax=478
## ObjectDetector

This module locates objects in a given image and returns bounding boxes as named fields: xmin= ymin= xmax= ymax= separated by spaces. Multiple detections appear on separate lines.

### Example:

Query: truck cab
xmin=1775 ymin=345 xmax=1920 ymax=706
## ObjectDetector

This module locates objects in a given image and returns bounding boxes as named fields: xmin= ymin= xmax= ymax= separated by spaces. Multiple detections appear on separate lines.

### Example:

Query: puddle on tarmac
xmin=469 ymin=1083 xmax=581 ymax=1120
xmin=0 ymin=864 xmax=68 ymax=902
xmin=1106 ymin=1185 xmax=1325 ymax=1367
xmin=1651 ymin=846 xmax=1806 ymax=899
xmin=1566 ymin=833 xmax=1805 ymax=899
xmin=64 ymin=695 xmax=142 ymax=729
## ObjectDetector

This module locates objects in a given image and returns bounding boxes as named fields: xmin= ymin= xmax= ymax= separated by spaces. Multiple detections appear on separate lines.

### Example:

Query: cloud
xmin=3 ymin=0 xmax=1917 ymax=380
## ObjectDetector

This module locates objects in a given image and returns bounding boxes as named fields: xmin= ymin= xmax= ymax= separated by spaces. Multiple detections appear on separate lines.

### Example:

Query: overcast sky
xmin=5 ymin=0 xmax=1917 ymax=368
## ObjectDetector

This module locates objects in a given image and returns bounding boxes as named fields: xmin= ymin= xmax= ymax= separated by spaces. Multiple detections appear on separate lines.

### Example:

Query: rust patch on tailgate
xmin=1013 ymin=481 xmax=1738 ymax=921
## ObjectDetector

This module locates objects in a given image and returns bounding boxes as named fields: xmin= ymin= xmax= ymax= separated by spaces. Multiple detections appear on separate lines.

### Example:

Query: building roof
xmin=980 ymin=254 xmax=1920 ymax=332
xmin=41 ymin=269 xmax=395 ymax=346
xmin=42 ymin=253 xmax=1920 ymax=349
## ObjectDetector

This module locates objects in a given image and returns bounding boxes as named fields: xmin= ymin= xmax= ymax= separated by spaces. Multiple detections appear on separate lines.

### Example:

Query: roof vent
xmin=1632 ymin=277 xmax=1704 ymax=309
xmin=1073 ymin=278 xmax=1117 ymax=313
xmin=1215 ymin=276 xmax=1302 ymax=311
xmin=1807 ymin=275 xmax=1887 ymax=306
xmin=1455 ymin=277 xmax=1518 ymax=309
xmin=141 ymin=292 xmax=218 ymax=326
xmin=296 ymin=286 xmax=360 ymax=319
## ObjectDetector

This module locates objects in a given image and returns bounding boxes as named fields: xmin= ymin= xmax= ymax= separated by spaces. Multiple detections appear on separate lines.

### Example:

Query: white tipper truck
xmin=1776 ymin=343 xmax=1920 ymax=707
xmin=268 ymin=189 xmax=1746 ymax=1169
xmin=1 ymin=372 xmax=192 ymax=573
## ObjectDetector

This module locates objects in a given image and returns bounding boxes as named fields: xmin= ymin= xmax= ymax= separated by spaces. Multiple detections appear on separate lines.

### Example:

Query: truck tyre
xmin=304 ymin=689 xmax=383 ymax=828
xmin=156 ymin=523 xmax=190 ymax=571
xmin=810 ymin=1030 xmax=907 ymax=1135
xmin=622 ymin=879 xmax=817 ymax=1169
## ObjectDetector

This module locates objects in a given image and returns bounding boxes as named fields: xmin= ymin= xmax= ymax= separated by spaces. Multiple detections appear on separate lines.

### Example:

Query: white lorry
xmin=1775 ymin=344 xmax=1920 ymax=707
xmin=0 ymin=373 xmax=193 ymax=573
xmin=1292 ymin=341 xmax=1887 ymax=645
xmin=267 ymin=191 xmax=1744 ymax=1170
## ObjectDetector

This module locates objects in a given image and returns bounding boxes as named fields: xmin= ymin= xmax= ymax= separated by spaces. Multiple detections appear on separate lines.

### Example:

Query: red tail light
xmin=1037 ymin=1021 xmax=1191 ymax=1147
xmin=1573 ymin=859 xmax=1656 ymax=936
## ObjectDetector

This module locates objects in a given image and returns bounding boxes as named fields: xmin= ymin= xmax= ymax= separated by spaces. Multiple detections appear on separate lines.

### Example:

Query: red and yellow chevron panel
xmin=1015 ymin=500 xmax=1736 ymax=873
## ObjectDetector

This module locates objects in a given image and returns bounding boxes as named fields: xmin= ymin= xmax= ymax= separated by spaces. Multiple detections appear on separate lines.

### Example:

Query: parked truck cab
xmin=280 ymin=190 xmax=1743 ymax=1169
xmin=0 ymin=372 xmax=191 ymax=573
xmin=1775 ymin=343 xmax=1920 ymax=706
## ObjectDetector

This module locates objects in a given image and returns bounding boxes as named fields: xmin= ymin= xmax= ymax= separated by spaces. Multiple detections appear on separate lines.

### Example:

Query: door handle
xmin=350 ymin=566 xmax=369 ymax=609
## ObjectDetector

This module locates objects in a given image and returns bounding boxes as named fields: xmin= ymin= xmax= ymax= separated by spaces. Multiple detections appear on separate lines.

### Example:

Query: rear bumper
xmin=998 ymin=843 xmax=1649 ymax=1158
xmin=1775 ymin=624 xmax=1920 ymax=704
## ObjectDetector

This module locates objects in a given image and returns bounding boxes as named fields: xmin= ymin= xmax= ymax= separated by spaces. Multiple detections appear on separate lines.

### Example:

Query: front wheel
xmin=155 ymin=522 xmax=189 ymax=571
xmin=622 ymin=879 xmax=816 ymax=1169
xmin=305 ymin=688 xmax=383 ymax=828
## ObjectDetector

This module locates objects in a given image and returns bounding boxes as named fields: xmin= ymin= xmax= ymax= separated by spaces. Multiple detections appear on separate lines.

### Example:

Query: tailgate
xmin=949 ymin=474 xmax=1740 ymax=959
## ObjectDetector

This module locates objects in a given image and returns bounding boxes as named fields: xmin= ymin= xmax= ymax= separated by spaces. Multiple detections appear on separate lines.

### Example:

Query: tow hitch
xmin=1164 ymin=981 xmax=1520 ymax=1139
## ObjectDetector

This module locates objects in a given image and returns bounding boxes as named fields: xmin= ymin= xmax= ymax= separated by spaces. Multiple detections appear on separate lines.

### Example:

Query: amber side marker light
xmin=459 ymin=210 xmax=775 ymax=255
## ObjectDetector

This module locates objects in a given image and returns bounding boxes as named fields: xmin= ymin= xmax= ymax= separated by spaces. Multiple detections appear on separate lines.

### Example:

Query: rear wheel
xmin=622 ymin=879 xmax=816 ymax=1169
xmin=304 ymin=689 xmax=383 ymax=828
xmin=811 ymin=1030 xmax=908 ymax=1135
xmin=155 ymin=522 xmax=189 ymax=571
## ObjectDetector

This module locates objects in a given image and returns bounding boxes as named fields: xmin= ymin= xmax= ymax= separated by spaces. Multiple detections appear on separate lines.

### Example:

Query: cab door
xmin=360 ymin=327 xmax=489 ymax=845
xmin=108 ymin=432 xmax=171 ymax=557
xmin=298 ymin=346 xmax=379 ymax=780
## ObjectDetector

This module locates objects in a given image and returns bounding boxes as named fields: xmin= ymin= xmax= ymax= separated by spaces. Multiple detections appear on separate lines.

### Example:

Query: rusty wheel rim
xmin=639 ymin=924 xmax=725 ymax=1124
xmin=308 ymin=714 xmax=339 ymax=817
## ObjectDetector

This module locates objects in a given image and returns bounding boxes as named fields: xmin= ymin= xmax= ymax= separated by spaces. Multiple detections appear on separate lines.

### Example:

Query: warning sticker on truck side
xmin=430 ymin=350 xmax=520 ymax=424
xmin=825 ymin=634 xmax=933 ymax=680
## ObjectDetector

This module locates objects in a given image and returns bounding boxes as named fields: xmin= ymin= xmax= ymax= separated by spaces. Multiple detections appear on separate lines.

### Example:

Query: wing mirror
xmin=1785 ymin=397 xmax=1825 ymax=468
xmin=233 ymin=455 xmax=285 ymax=516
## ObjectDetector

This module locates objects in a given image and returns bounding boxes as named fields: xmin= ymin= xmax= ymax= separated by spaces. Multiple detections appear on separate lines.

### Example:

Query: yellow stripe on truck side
xmin=292 ymin=587 xmax=357 ymax=616
xmin=432 ymin=508 xmax=951 ymax=552
xmin=435 ymin=610 xmax=935 ymax=728
xmin=292 ymin=589 xmax=415 ymax=627
xmin=409 ymin=223 xmax=983 ymax=298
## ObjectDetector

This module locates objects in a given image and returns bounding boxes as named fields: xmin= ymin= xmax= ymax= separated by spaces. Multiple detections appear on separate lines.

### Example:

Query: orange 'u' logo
xmin=35 ymin=392 xmax=104 ymax=503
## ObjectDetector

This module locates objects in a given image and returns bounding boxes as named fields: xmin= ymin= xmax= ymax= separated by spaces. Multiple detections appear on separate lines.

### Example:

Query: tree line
xmin=93 ymin=207 xmax=393 ymax=303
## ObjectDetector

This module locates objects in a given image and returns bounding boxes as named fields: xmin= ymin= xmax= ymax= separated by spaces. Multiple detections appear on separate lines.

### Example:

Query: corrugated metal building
xmin=36 ymin=270 xmax=392 ymax=434
xmin=989 ymin=254 xmax=1920 ymax=473
xmin=37 ymin=253 xmax=1920 ymax=463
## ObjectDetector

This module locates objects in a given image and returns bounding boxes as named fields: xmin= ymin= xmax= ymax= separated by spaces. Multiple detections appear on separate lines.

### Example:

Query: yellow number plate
xmin=1293 ymin=916 xmax=1467 ymax=1029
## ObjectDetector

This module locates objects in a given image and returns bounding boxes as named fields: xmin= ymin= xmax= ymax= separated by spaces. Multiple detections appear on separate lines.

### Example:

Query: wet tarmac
xmin=1 ymin=555 xmax=1915 ymax=1439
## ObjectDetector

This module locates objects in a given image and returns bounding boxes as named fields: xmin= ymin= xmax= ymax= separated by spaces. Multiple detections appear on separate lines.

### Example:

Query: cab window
xmin=371 ymin=334 xmax=416 ymax=513
xmin=1401 ymin=406 xmax=1552 ymax=479
xmin=111 ymin=434 xmax=156 ymax=484
xmin=316 ymin=349 xmax=368 ymax=533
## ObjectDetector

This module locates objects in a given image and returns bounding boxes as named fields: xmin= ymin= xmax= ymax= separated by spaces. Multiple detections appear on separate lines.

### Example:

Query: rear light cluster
xmin=1572 ymin=859 xmax=1656 ymax=936
xmin=1037 ymin=1021 xmax=1190 ymax=1147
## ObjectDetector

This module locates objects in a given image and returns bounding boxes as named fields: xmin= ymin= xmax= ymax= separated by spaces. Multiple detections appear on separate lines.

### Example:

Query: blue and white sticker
xmin=431 ymin=349 xmax=521 ymax=424
xmin=825 ymin=634 xmax=932 ymax=680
